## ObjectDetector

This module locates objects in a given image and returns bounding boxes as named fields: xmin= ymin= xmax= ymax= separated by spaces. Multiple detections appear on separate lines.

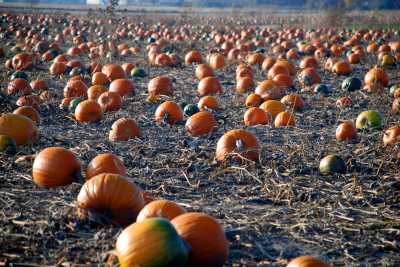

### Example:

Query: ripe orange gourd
xmin=13 ymin=106 xmax=40 ymax=124
xmin=274 ymin=111 xmax=296 ymax=127
xmin=255 ymin=80 xmax=285 ymax=101
xmin=32 ymin=147 xmax=81 ymax=188
xmin=86 ymin=153 xmax=126 ymax=179
xmin=0 ymin=113 xmax=38 ymax=146
xmin=281 ymin=94 xmax=305 ymax=110
xmin=195 ymin=64 xmax=214 ymax=80
xmin=63 ymin=80 xmax=88 ymax=98
xmin=300 ymin=56 xmax=319 ymax=69
xmin=49 ymin=62 xmax=67 ymax=75
xmin=260 ymin=100 xmax=286 ymax=119
xmin=77 ymin=173 xmax=144 ymax=226
xmin=109 ymin=118 xmax=142 ymax=141
xmin=236 ymin=77 xmax=255 ymax=93
xmin=30 ymin=79 xmax=48 ymax=91
xmin=109 ymin=78 xmax=134 ymax=97
xmin=185 ymin=111 xmax=217 ymax=137
xmin=102 ymin=64 xmax=126 ymax=81
xmin=197 ymin=76 xmax=223 ymax=96
xmin=383 ymin=127 xmax=400 ymax=145
xmin=198 ymin=95 xmax=219 ymax=111
xmin=286 ymin=255 xmax=330 ymax=267
xmin=92 ymin=72 xmax=109 ymax=86
xmin=185 ymin=50 xmax=203 ymax=65
xmin=155 ymin=101 xmax=183 ymax=125
xmin=243 ymin=107 xmax=269 ymax=126
xmin=148 ymin=76 xmax=174 ymax=96
xmin=136 ymin=200 xmax=186 ymax=222
xmin=74 ymin=100 xmax=103 ymax=123
xmin=87 ymin=85 xmax=107 ymax=101
xmin=332 ymin=61 xmax=352 ymax=75
xmin=98 ymin=91 xmax=123 ymax=112
xmin=336 ymin=121 xmax=357 ymax=141
xmin=7 ymin=78 xmax=32 ymax=96
xmin=209 ymin=53 xmax=225 ymax=69
xmin=364 ymin=66 xmax=389 ymax=87
xmin=245 ymin=93 xmax=262 ymax=107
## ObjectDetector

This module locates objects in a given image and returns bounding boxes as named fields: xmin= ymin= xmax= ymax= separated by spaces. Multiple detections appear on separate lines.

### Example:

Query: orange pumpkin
xmin=255 ymin=80 xmax=285 ymax=100
xmin=185 ymin=111 xmax=217 ymax=137
xmin=87 ymin=85 xmax=107 ymax=101
xmin=32 ymin=147 xmax=81 ymax=188
xmin=281 ymin=94 xmax=305 ymax=110
xmin=109 ymin=118 xmax=142 ymax=141
xmin=155 ymin=101 xmax=183 ymax=125
xmin=102 ymin=64 xmax=126 ymax=81
xmin=77 ymin=173 xmax=144 ymax=226
xmin=383 ymin=126 xmax=400 ymax=145
xmin=13 ymin=106 xmax=40 ymax=124
xmin=299 ymin=56 xmax=319 ymax=69
xmin=74 ymin=100 xmax=103 ymax=123
xmin=236 ymin=77 xmax=255 ymax=93
xmin=286 ymin=256 xmax=330 ymax=267
xmin=30 ymin=79 xmax=48 ymax=92
xmin=245 ymin=93 xmax=262 ymax=107
xmin=364 ymin=66 xmax=389 ymax=87
xmin=336 ymin=96 xmax=353 ymax=108
xmin=215 ymin=129 xmax=260 ymax=162
xmin=86 ymin=153 xmax=126 ymax=179
xmin=109 ymin=78 xmax=134 ymax=97
xmin=195 ymin=64 xmax=214 ymax=80
xmin=98 ymin=91 xmax=123 ymax=112
xmin=63 ymin=80 xmax=88 ymax=98
xmin=136 ymin=200 xmax=186 ymax=222
xmin=332 ymin=61 xmax=352 ymax=75
xmin=7 ymin=78 xmax=32 ymax=96
xmin=260 ymin=100 xmax=286 ymax=120
xmin=171 ymin=212 xmax=229 ymax=267
xmin=243 ymin=107 xmax=269 ymax=126
xmin=148 ymin=76 xmax=174 ymax=96
xmin=185 ymin=50 xmax=203 ymax=65
xmin=209 ymin=53 xmax=225 ymax=69
xmin=92 ymin=72 xmax=109 ymax=86
xmin=274 ymin=111 xmax=296 ymax=127
xmin=0 ymin=113 xmax=38 ymax=146
xmin=49 ymin=62 xmax=67 ymax=75
xmin=197 ymin=76 xmax=223 ymax=96
xmin=198 ymin=96 xmax=219 ymax=111
xmin=336 ymin=121 xmax=357 ymax=141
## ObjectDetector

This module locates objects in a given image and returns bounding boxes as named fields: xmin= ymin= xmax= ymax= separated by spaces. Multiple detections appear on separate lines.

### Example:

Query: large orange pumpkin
xmin=98 ymin=91 xmax=123 ymax=112
xmin=32 ymin=147 xmax=81 ymax=188
xmin=109 ymin=78 xmax=134 ymax=97
xmin=86 ymin=153 xmax=127 ymax=179
xmin=148 ymin=76 xmax=174 ymax=96
xmin=13 ymin=106 xmax=40 ymax=124
xmin=186 ymin=111 xmax=217 ymax=137
xmin=74 ymin=100 xmax=103 ymax=123
xmin=109 ymin=118 xmax=142 ymax=141
xmin=63 ymin=80 xmax=88 ymax=98
xmin=77 ymin=173 xmax=144 ymax=226
xmin=195 ymin=64 xmax=214 ymax=80
xmin=87 ymin=85 xmax=107 ymax=101
xmin=155 ymin=101 xmax=183 ymax=125
xmin=185 ymin=50 xmax=203 ymax=65
xmin=198 ymin=96 xmax=219 ymax=111
xmin=255 ymin=80 xmax=285 ymax=100
xmin=171 ymin=212 xmax=229 ymax=267
xmin=7 ymin=78 xmax=32 ymax=95
xmin=0 ymin=113 xmax=38 ymax=146
xmin=197 ymin=76 xmax=223 ymax=96
xmin=102 ymin=64 xmax=126 ymax=81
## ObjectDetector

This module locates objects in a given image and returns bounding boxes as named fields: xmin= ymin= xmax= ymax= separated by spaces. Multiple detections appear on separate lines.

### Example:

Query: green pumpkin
xmin=69 ymin=98 xmax=84 ymax=113
xmin=314 ymin=84 xmax=331 ymax=95
xmin=116 ymin=218 xmax=189 ymax=267
xmin=319 ymin=155 xmax=346 ymax=174
xmin=0 ymin=135 xmax=17 ymax=155
xmin=131 ymin=68 xmax=146 ymax=78
xmin=183 ymin=104 xmax=200 ymax=117
xmin=342 ymin=77 xmax=362 ymax=92
xmin=11 ymin=71 xmax=29 ymax=81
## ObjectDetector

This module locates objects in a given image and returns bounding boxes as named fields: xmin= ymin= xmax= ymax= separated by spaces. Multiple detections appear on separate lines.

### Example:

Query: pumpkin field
xmin=0 ymin=6 xmax=400 ymax=267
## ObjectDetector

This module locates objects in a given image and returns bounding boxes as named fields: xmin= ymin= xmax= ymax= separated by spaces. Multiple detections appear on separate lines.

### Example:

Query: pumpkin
xmin=63 ymin=80 xmax=88 ymax=98
xmin=183 ymin=104 xmax=200 ymax=117
xmin=131 ymin=67 xmax=146 ymax=78
xmin=261 ymin=57 xmax=276 ymax=73
xmin=247 ymin=53 xmax=265 ymax=66
xmin=364 ymin=67 xmax=389 ymax=87
xmin=299 ymin=68 xmax=321 ymax=87
xmin=12 ymin=53 xmax=33 ymax=70
xmin=87 ymin=85 xmax=107 ymax=101
xmin=341 ymin=77 xmax=362 ymax=92
xmin=215 ymin=129 xmax=260 ymax=162
xmin=92 ymin=72 xmax=109 ymax=86
xmin=77 ymin=173 xmax=144 ymax=226
xmin=74 ymin=100 xmax=103 ymax=123
xmin=49 ymin=62 xmax=67 ymax=75
xmin=0 ymin=113 xmax=38 ymax=146
xmin=319 ymin=155 xmax=346 ymax=174
xmin=16 ymin=95 xmax=41 ymax=110
xmin=102 ymin=64 xmax=126 ymax=81
xmin=274 ymin=111 xmax=296 ymax=127
xmin=195 ymin=64 xmax=214 ymax=80
xmin=236 ymin=77 xmax=255 ymax=93
xmin=155 ymin=53 xmax=173 ymax=67
xmin=148 ymin=76 xmax=174 ymax=96
xmin=275 ymin=59 xmax=296 ymax=76
xmin=86 ymin=153 xmax=126 ymax=179
xmin=355 ymin=110 xmax=383 ymax=130
xmin=116 ymin=218 xmax=189 ymax=267
xmin=259 ymin=100 xmax=286 ymax=120
xmin=267 ymin=64 xmax=290 ymax=80
xmin=336 ymin=97 xmax=353 ymax=108
xmin=381 ymin=54 xmax=396 ymax=67
xmin=13 ymin=106 xmax=40 ymax=124
xmin=332 ymin=61 xmax=352 ymax=75
xmin=273 ymin=74 xmax=293 ymax=89
xmin=286 ymin=256 xmax=330 ymax=267
xmin=209 ymin=53 xmax=225 ymax=69
xmin=198 ymin=96 xmax=219 ymax=111
xmin=336 ymin=121 xmax=357 ymax=141
xmin=109 ymin=118 xmax=142 ymax=141
xmin=0 ymin=135 xmax=17 ymax=155
xmin=348 ymin=53 xmax=361 ymax=64
xmin=98 ymin=91 xmax=123 ymax=112
xmin=243 ymin=107 xmax=269 ymax=126
xmin=255 ymin=80 xmax=285 ymax=100
xmin=155 ymin=101 xmax=184 ymax=125
xmin=299 ymin=56 xmax=319 ymax=69
xmin=11 ymin=71 xmax=29 ymax=81
xmin=136 ymin=200 xmax=186 ymax=222
xmin=171 ymin=212 xmax=228 ymax=267
xmin=186 ymin=111 xmax=217 ymax=137
xmin=185 ymin=50 xmax=203 ymax=65
xmin=32 ymin=147 xmax=82 ymax=188
xmin=245 ymin=93 xmax=262 ymax=107
xmin=7 ymin=78 xmax=32 ymax=96
xmin=109 ymin=78 xmax=134 ymax=97
xmin=392 ymin=98 xmax=400 ymax=114
xmin=383 ymin=127 xmax=400 ymax=145
xmin=281 ymin=94 xmax=305 ymax=110
xmin=197 ymin=76 xmax=223 ymax=96
xmin=69 ymin=98 xmax=84 ymax=113
xmin=30 ymin=79 xmax=48 ymax=91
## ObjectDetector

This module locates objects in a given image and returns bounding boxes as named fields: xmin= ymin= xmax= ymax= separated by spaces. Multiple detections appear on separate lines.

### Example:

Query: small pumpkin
xmin=319 ymin=155 xmax=346 ymax=174
xmin=109 ymin=78 xmax=134 ymax=97
xmin=243 ymin=107 xmax=269 ymax=126
xmin=116 ymin=218 xmax=189 ymax=267
xmin=77 ymin=173 xmax=144 ymax=226
xmin=183 ymin=104 xmax=200 ymax=117
xmin=186 ymin=111 xmax=217 ymax=137
xmin=92 ymin=72 xmax=109 ymax=86
xmin=109 ymin=118 xmax=142 ymax=141
xmin=236 ymin=77 xmax=255 ymax=93
xmin=155 ymin=101 xmax=184 ymax=125
xmin=299 ymin=68 xmax=321 ymax=87
xmin=74 ymin=100 xmax=103 ymax=123
xmin=286 ymin=255 xmax=331 ymax=267
xmin=49 ymin=62 xmax=67 ymax=75
xmin=63 ymin=79 xmax=88 ymax=98
xmin=274 ymin=111 xmax=296 ymax=127
xmin=198 ymin=96 xmax=219 ymax=111
xmin=0 ymin=113 xmax=38 ymax=146
xmin=7 ymin=78 xmax=32 ymax=96
xmin=336 ymin=97 xmax=353 ymax=108
xmin=259 ymin=100 xmax=286 ymax=120
xmin=136 ymin=200 xmax=186 ymax=222
xmin=86 ymin=153 xmax=127 ymax=179
xmin=171 ymin=212 xmax=229 ymax=267
xmin=32 ymin=147 xmax=82 ymax=188
xmin=383 ymin=126 xmax=400 ymax=145
xmin=336 ymin=121 xmax=357 ymax=141
xmin=195 ymin=64 xmax=214 ymax=80
xmin=341 ymin=77 xmax=362 ymax=92
xmin=185 ymin=50 xmax=203 ymax=65
xmin=102 ymin=64 xmax=126 ymax=81
xmin=0 ymin=135 xmax=17 ymax=155
xmin=245 ymin=93 xmax=262 ymax=107
xmin=197 ymin=76 xmax=223 ymax=96
xmin=332 ymin=61 xmax=352 ymax=75
xmin=255 ymin=80 xmax=285 ymax=101
xmin=281 ymin=94 xmax=305 ymax=110
xmin=313 ymin=84 xmax=331 ymax=95
xmin=148 ymin=76 xmax=174 ymax=96
xmin=13 ymin=106 xmax=40 ymax=124
xmin=215 ymin=129 xmax=260 ymax=162
xmin=355 ymin=110 xmax=383 ymax=130
xmin=87 ymin=85 xmax=107 ymax=101
xmin=364 ymin=66 xmax=389 ymax=87
xmin=30 ymin=79 xmax=49 ymax=92
xmin=131 ymin=67 xmax=146 ymax=78
xmin=98 ymin=91 xmax=123 ymax=112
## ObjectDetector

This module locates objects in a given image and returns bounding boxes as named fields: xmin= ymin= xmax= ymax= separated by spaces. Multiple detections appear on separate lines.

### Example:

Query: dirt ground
xmin=0 ymin=7 xmax=400 ymax=267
